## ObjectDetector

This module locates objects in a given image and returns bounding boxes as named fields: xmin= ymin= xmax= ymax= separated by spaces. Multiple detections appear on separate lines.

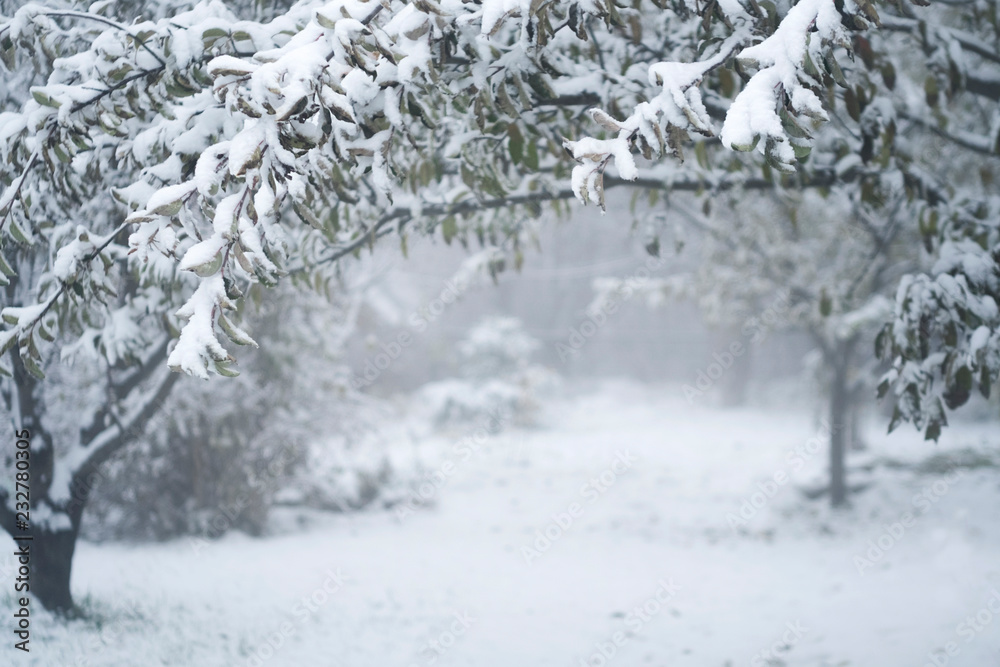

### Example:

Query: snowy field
xmin=6 ymin=380 xmax=1000 ymax=667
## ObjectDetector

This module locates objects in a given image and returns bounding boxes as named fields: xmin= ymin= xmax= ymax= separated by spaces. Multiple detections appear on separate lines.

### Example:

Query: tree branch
xmin=43 ymin=11 xmax=166 ymax=68
xmin=79 ymin=335 xmax=172 ymax=445
xmin=66 ymin=365 xmax=180 ymax=503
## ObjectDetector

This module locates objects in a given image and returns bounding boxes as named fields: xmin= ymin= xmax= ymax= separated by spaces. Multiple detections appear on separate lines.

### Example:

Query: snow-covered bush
xmin=279 ymin=428 xmax=415 ymax=513
xmin=419 ymin=317 xmax=556 ymax=429
xmin=458 ymin=316 xmax=541 ymax=381
xmin=82 ymin=396 xmax=298 ymax=541
xmin=82 ymin=283 xmax=379 ymax=541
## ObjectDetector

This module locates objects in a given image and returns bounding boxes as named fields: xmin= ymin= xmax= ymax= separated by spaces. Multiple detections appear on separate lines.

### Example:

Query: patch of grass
xmin=916 ymin=448 xmax=1000 ymax=475
xmin=71 ymin=593 xmax=147 ymax=631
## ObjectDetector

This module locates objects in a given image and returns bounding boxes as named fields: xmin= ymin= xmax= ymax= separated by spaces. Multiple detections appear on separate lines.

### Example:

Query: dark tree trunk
xmin=828 ymin=339 xmax=855 ymax=508
xmin=31 ymin=524 xmax=81 ymax=615
xmin=2 ymin=267 xmax=176 ymax=617
xmin=2 ymin=354 xmax=85 ymax=614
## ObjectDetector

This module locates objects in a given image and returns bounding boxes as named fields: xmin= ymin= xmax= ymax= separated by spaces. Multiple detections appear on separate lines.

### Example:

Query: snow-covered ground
xmin=7 ymin=380 xmax=1000 ymax=666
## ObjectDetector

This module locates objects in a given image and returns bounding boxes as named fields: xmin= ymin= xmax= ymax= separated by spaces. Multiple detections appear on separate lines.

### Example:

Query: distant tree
xmin=591 ymin=187 xmax=923 ymax=505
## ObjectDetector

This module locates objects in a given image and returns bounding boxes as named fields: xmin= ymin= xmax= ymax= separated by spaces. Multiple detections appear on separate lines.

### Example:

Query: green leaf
xmin=186 ymin=250 xmax=224 ymax=277
xmin=316 ymin=12 xmax=338 ymax=28
xmin=823 ymin=53 xmax=848 ymax=88
xmin=37 ymin=322 xmax=54 ymax=342
xmin=881 ymin=62 xmax=896 ymax=91
xmin=0 ymin=330 xmax=16 ymax=355
xmin=1 ymin=39 xmax=15 ymax=70
xmin=731 ymin=135 xmax=760 ymax=153
xmin=152 ymin=199 xmax=184 ymax=217
xmin=843 ymin=87 xmax=861 ymax=122
xmin=508 ymin=123 xmax=524 ymax=166
xmin=8 ymin=218 xmax=32 ymax=245
xmin=524 ymin=139 xmax=539 ymax=171
xmin=496 ymin=83 xmax=518 ymax=118
xmin=645 ymin=237 xmax=660 ymax=257
xmin=874 ymin=327 xmax=888 ymax=358
xmin=31 ymin=89 xmax=61 ymax=108
xmin=460 ymin=164 xmax=475 ymax=190
xmin=51 ymin=143 xmax=72 ymax=164
xmin=219 ymin=313 xmax=258 ymax=347
xmin=203 ymin=28 xmax=229 ymax=40
xmin=924 ymin=419 xmax=941 ymax=441
xmin=108 ymin=64 xmax=134 ymax=82
xmin=717 ymin=68 xmax=736 ymax=98
xmin=22 ymin=354 xmax=45 ymax=380
xmin=695 ymin=140 xmax=708 ymax=169
xmin=214 ymin=359 xmax=240 ymax=377
xmin=819 ymin=289 xmax=832 ymax=316
xmin=876 ymin=379 xmax=890 ymax=400
xmin=924 ymin=76 xmax=939 ymax=107
xmin=233 ymin=242 xmax=253 ymax=273
xmin=955 ymin=365 xmax=973 ymax=392
xmin=441 ymin=216 xmax=458 ymax=244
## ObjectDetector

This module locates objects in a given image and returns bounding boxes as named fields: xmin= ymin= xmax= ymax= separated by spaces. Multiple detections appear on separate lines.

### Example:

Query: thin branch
xmin=881 ymin=16 xmax=1000 ymax=66
xmin=4 ymin=222 xmax=129 ymax=344
xmin=42 ymin=10 xmax=166 ymax=67
xmin=900 ymin=111 xmax=996 ymax=156
xmin=69 ymin=66 xmax=164 ymax=113
xmin=315 ymin=169 xmax=845 ymax=265
xmin=80 ymin=335 xmax=172 ymax=444
xmin=0 ymin=151 xmax=39 ymax=236
xmin=69 ymin=364 xmax=180 ymax=495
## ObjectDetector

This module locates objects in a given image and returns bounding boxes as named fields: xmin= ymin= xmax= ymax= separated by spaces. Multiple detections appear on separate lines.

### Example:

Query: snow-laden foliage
xmin=0 ymin=0 xmax=996 ymax=433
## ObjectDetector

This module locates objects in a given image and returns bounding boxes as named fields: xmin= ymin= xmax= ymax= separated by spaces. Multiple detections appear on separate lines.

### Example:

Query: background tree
xmin=590 ymin=187 xmax=923 ymax=505
xmin=0 ymin=0 xmax=344 ymax=614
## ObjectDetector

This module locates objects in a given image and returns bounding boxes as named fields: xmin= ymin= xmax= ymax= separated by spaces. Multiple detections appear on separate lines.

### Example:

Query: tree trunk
xmin=828 ymin=340 xmax=854 ymax=508
xmin=31 ymin=525 xmax=80 ymax=615
xmin=721 ymin=332 xmax=752 ymax=407
xmin=2 ymin=354 xmax=89 ymax=614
